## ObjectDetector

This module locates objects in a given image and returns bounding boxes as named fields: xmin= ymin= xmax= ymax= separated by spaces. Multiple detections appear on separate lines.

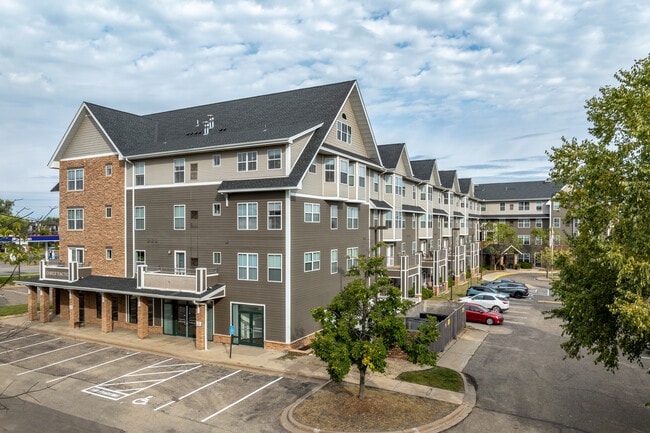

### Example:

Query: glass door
xmin=237 ymin=305 xmax=264 ymax=347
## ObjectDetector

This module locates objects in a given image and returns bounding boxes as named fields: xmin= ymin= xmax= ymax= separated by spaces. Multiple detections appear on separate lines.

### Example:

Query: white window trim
xmin=212 ymin=203 xmax=221 ymax=216
xmin=267 ymin=253 xmax=282 ymax=282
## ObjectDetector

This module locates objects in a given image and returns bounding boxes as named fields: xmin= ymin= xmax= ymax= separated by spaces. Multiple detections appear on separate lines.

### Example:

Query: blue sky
xmin=1 ymin=0 xmax=649 ymax=219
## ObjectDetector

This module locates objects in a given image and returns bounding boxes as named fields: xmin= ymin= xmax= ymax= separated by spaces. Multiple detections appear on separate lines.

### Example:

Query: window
xmin=69 ymin=247 xmax=84 ymax=264
xmin=324 ymin=157 xmax=335 ymax=182
xmin=309 ymin=162 xmax=317 ymax=173
xmin=428 ymin=214 xmax=433 ymax=228
xmin=174 ymin=205 xmax=185 ymax=230
xmin=267 ymin=202 xmax=282 ymax=230
xmin=212 ymin=203 xmax=221 ymax=216
xmin=348 ymin=162 xmax=355 ymax=186
xmin=304 ymin=251 xmax=320 ymax=272
xmin=480 ymin=203 xmax=486 ymax=211
xmin=190 ymin=163 xmax=198 ymax=180
xmin=358 ymin=165 xmax=365 ymax=188
xmin=372 ymin=210 xmax=379 ymax=227
xmin=428 ymin=186 xmax=433 ymax=201
xmin=518 ymin=219 xmax=531 ymax=228
xmin=553 ymin=201 xmax=560 ymax=211
xmin=268 ymin=254 xmax=282 ymax=282
xmin=267 ymin=149 xmax=281 ymax=170
xmin=330 ymin=204 xmax=338 ymax=229
xmin=212 ymin=251 xmax=221 ymax=265
xmin=518 ymin=235 xmax=531 ymax=245
xmin=395 ymin=176 xmax=404 ymax=196
xmin=175 ymin=251 xmax=186 ymax=274
xmin=340 ymin=160 xmax=348 ymax=184
xmin=420 ymin=215 xmax=426 ymax=229
xmin=238 ymin=253 xmax=258 ymax=280
xmin=67 ymin=168 xmax=84 ymax=191
xmin=136 ymin=250 xmax=146 ymax=265
xmin=385 ymin=175 xmax=392 ymax=194
xmin=347 ymin=206 xmax=359 ymax=229
xmin=106 ymin=247 xmax=112 ymax=260
xmin=373 ymin=173 xmax=379 ymax=192
xmin=553 ymin=217 xmax=561 ymax=228
xmin=330 ymin=249 xmax=338 ymax=274
xmin=346 ymin=247 xmax=358 ymax=270
xmin=237 ymin=203 xmax=258 ymax=230
xmin=420 ymin=185 xmax=427 ymax=200
xmin=536 ymin=201 xmax=543 ymax=211
xmin=134 ymin=162 xmax=145 ymax=186
xmin=535 ymin=218 xmax=543 ymax=228
xmin=212 ymin=154 xmax=221 ymax=167
xmin=135 ymin=206 xmax=145 ymax=230
xmin=499 ymin=202 xmax=506 ymax=211
xmin=237 ymin=151 xmax=257 ymax=171
xmin=105 ymin=205 xmax=112 ymax=218
xmin=173 ymin=159 xmax=185 ymax=183
xmin=412 ymin=241 xmax=417 ymax=254
xmin=518 ymin=201 xmax=530 ymax=211
xmin=105 ymin=164 xmax=112 ymax=176
xmin=395 ymin=211 xmax=404 ymax=229
xmin=337 ymin=120 xmax=352 ymax=144
xmin=535 ymin=236 xmax=543 ymax=245
xmin=385 ymin=211 xmax=393 ymax=229
xmin=67 ymin=208 xmax=84 ymax=230
xmin=304 ymin=203 xmax=320 ymax=223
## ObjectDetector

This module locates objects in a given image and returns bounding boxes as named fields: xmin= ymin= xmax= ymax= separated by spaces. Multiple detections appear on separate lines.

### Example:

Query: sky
xmin=1 ymin=0 xmax=649 ymax=219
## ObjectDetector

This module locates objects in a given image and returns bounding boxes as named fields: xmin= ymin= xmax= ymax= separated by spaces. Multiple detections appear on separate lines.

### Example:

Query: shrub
xmin=519 ymin=261 xmax=533 ymax=269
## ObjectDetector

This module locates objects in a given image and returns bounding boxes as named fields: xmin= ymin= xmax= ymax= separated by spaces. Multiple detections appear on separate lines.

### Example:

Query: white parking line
xmin=505 ymin=320 xmax=527 ymax=325
xmin=17 ymin=346 xmax=111 ymax=376
xmin=0 ymin=333 xmax=40 ymax=345
xmin=154 ymin=370 xmax=242 ymax=411
xmin=46 ymin=352 xmax=140 ymax=384
xmin=202 ymin=377 xmax=283 ymax=423
xmin=0 ymin=342 xmax=85 ymax=366
xmin=0 ymin=337 xmax=61 ymax=355
xmin=83 ymin=358 xmax=202 ymax=401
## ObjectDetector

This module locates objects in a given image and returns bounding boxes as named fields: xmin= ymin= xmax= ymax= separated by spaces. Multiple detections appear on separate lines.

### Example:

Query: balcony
xmin=136 ymin=265 xmax=219 ymax=293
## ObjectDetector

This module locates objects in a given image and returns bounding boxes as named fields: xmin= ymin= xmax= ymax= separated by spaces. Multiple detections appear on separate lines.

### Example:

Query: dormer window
xmin=337 ymin=121 xmax=352 ymax=144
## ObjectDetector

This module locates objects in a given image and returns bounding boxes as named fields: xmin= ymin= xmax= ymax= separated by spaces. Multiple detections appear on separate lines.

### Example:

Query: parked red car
xmin=464 ymin=302 xmax=504 ymax=325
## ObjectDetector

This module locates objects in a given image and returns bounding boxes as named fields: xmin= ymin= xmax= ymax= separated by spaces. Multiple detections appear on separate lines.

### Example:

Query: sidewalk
xmin=0 ymin=314 xmax=486 ymax=432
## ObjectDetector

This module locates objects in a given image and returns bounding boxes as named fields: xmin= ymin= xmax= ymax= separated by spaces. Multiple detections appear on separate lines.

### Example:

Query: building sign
xmin=44 ymin=268 xmax=70 ymax=280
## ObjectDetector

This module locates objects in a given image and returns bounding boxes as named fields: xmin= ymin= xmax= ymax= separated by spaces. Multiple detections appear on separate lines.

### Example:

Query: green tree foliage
xmin=547 ymin=54 xmax=650 ymax=371
xmin=482 ymin=222 xmax=521 ymax=269
xmin=311 ymin=248 xmax=439 ymax=399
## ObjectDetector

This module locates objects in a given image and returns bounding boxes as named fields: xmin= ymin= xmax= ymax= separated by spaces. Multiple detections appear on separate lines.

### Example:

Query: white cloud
xmin=1 ymin=0 xmax=649 ymax=216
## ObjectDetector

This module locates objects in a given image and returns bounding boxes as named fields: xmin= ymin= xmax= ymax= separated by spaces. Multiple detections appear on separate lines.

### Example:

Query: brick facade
xmin=59 ymin=155 xmax=125 ymax=277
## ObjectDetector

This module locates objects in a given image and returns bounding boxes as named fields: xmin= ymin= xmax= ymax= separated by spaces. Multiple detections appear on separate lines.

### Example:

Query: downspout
xmin=124 ymin=157 xmax=135 ymax=278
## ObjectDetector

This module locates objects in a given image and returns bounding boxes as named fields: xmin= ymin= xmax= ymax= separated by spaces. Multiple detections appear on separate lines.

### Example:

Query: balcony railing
xmin=137 ymin=265 xmax=219 ymax=293
xmin=40 ymin=260 xmax=92 ymax=282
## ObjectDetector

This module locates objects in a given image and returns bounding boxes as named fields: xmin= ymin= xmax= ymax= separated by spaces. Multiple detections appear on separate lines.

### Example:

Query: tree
xmin=482 ymin=222 xmax=521 ymax=269
xmin=546 ymin=54 xmax=650 ymax=371
xmin=0 ymin=223 xmax=43 ymax=289
xmin=311 ymin=248 xmax=439 ymax=399
xmin=537 ymin=246 xmax=555 ymax=278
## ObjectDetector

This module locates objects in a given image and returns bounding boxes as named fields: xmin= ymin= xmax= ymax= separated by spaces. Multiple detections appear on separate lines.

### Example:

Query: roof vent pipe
xmin=208 ymin=114 xmax=214 ymax=129
xmin=203 ymin=121 xmax=210 ymax=135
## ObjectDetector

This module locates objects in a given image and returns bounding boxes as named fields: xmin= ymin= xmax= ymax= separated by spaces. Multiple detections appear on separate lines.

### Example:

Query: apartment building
xmin=20 ymin=80 xmax=486 ymax=350
xmin=474 ymin=180 xmax=569 ymax=267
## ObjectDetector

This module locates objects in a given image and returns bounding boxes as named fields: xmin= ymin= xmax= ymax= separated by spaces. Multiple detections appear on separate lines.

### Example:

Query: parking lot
xmin=0 ymin=326 xmax=319 ymax=432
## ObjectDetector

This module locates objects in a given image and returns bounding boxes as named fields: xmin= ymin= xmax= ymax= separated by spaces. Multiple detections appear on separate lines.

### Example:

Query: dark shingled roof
xmin=438 ymin=170 xmax=456 ymax=189
xmin=377 ymin=143 xmax=405 ymax=169
xmin=458 ymin=178 xmax=472 ymax=195
xmin=403 ymin=204 xmax=426 ymax=214
xmin=85 ymin=81 xmax=358 ymax=192
xmin=474 ymin=180 xmax=563 ymax=201
xmin=410 ymin=159 xmax=436 ymax=181
xmin=18 ymin=275 xmax=225 ymax=302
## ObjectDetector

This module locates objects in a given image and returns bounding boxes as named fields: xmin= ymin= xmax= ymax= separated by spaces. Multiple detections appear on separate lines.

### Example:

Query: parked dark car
xmin=464 ymin=302 xmax=504 ymax=325
xmin=492 ymin=282 xmax=529 ymax=298
xmin=466 ymin=285 xmax=510 ymax=298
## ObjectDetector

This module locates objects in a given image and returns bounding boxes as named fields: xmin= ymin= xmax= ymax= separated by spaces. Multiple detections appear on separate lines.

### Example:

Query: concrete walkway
xmin=0 ymin=314 xmax=487 ymax=432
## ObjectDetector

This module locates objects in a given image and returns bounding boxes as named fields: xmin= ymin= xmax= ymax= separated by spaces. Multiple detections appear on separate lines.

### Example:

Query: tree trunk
xmin=358 ymin=367 xmax=366 ymax=399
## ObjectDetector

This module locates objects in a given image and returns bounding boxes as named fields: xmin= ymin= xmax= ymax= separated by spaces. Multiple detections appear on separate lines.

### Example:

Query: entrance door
xmin=163 ymin=301 xmax=196 ymax=338
xmin=237 ymin=306 xmax=264 ymax=347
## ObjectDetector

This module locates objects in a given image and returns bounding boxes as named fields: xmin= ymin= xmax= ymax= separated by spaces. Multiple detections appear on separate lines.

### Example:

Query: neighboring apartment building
xmin=22 ymin=80 xmax=483 ymax=351
xmin=473 ymin=180 xmax=570 ymax=267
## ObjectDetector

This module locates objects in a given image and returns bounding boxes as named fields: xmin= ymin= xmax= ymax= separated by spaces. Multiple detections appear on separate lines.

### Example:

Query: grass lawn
xmin=396 ymin=366 xmax=464 ymax=392
xmin=0 ymin=304 xmax=28 ymax=317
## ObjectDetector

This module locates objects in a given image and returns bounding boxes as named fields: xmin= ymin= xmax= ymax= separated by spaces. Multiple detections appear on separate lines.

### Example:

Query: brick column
xmin=60 ymin=290 xmax=70 ymax=320
xmin=39 ymin=287 xmax=51 ymax=323
xmin=137 ymin=296 xmax=149 ymax=339
xmin=101 ymin=294 xmax=113 ymax=333
xmin=69 ymin=290 xmax=80 ymax=328
xmin=27 ymin=286 xmax=38 ymax=321
xmin=195 ymin=303 xmax=206 ymax=351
